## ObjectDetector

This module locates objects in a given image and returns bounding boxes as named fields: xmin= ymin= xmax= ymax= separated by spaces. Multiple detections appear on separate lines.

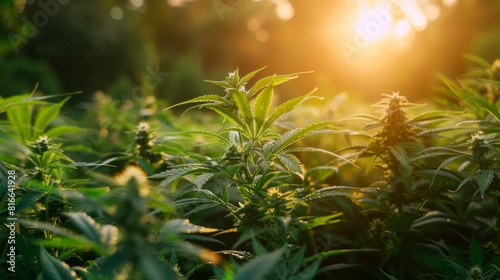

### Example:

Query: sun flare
xmin=331 ymin=0 xmax=460 ymax=65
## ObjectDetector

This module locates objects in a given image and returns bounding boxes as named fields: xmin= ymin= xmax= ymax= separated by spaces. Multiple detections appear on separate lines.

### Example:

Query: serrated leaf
xmin=265 ymin=121 xmax=332 ymax=158
xmin=150 ymin=165 xmax=214 ymax=188
xmin=175 ymin=130 xmax=231 ymax=146
xmin=263 ymin=88 xmax=319 ymax=131
xmin=278 ymin=153 xmax=305 ymax=177
xmin=299 ymin=213 xmax=342 ymax=230
xmin=192 ymin=173 xmax=214 ymax=189
xmin=253 ymin=85 xmax=273 ymax=130
xmin=221 ymin=186 xmax=229 ymax=203
xmin=164 ymin=94 xmax=229 ymax=111
xmin=389 ymin=145 xmax=411 ymax=171
xmin=208 ymin=106 xmax=250 ymax=133
xmin=204 ymin=80 xmax=233 ymax=89
xmin=215 ymin=250 xmax=253 ymax=260
xmin=247 ymin=74 xmax=299 ymax=99
xmin=239 ymin=66 xmax=267 ymax=87
xmin=302 ymin=186 xmax=357 ymax=201
xmin=161 ymin=219 xmax=220 ymax=236
xmin=39 ymin=246 xmax=77 ymax=280
xmin=184 ymin=203 xmax=220 ymax=216
xmin=477 ymin=169 xmax=494 ymax=198
xmin=228 ymin=88 xmax=253 ymax=129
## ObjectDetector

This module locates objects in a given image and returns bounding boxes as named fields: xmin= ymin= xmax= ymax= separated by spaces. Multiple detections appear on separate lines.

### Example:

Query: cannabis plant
xmin=156 ymin=67 xmax=363 ymax=279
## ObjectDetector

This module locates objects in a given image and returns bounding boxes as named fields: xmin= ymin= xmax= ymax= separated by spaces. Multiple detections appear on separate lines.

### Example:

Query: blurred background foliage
xmin=0 ymin=0 xmax=500 ymax=106
xmin=0 ymin=0 xmax=499 ymax=106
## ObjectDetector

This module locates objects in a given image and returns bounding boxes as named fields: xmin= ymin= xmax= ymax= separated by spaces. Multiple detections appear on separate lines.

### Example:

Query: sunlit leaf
xmin=278 ymin=153 xmax=304 ymax=177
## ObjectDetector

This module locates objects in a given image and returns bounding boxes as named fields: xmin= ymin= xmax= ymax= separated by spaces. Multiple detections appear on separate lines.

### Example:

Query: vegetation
xmin=1 ymin=57 xmax=500 ymax=279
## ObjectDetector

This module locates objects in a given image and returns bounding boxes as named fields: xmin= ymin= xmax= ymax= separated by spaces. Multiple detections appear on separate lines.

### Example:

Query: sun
xmin=329 ymin=0 xmax=460 ymax=66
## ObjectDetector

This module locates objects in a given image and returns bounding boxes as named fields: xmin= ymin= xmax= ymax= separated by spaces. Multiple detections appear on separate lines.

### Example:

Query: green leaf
xmin=174 ymin=130 xmax=231 ymax=146
xmin=264 ymin=88 xmax=319 ymax=131
xmin=247 ymin=73 xmax=301 ymax=99
xmin=221 ymin=185 xmax=229 ymax=203
xmin=278 ymin=153 xmax=305 ymax=178
xmin=0 ymin=93 xmax=44 ymax=113
xmin=253 ymin=85 xmax=273 ymax=130
xmin=239 ymin=66 xmax=267 ymax=87
xmin=208 ymin=106 xmax=250 ymax=133
xmin=299 ymin=213 xmax=343 ymax=230
xmin=289 ymin=258 xmax=321 ymax=280
xmin=7 ymin=103 xmax=31 ymax=143
xmin=228 ymin=88 xmax=253 ymax=130
xmin=204 ymin=80 xmax=233 ymax=89
xmin=150 ymin=165 xmax=215 ymax=188
xmin=139 ymin=252 xmax=178 ymax=280
xmin=476 ymin=169 xmax=494 ymax=198
xmin=64 ymin=212 xmax=102 ymax=246
xmin=289 ymin=245 xmax=306 ymax=276
xmin=39 ymin=246 xmax=78 ymax=280
xmin=265 ymin=121 xmax=332 ymax=158
xmin=389 ymin=145 xmax=411 ymax=171
xmin=164 ymin=94 xmax=230 ymax=113
xmin=462 ymin=53 xmax=492 ymax=69
xmin=33 ymin=97 xmax=69 ymax=138
xmin=161 ymin=219 xmax=220 ymax=236
xmin=251 ymin=235 xmax=268 ymax=256
xmin=98 ymin=249 xmax=134 ymax=277
xmin=234 ymin=248 xmax=284 ymax=280
xmin=45 ymin=125 xmax=81 ymax=138
xmin=469 ymin=235 xmax=483 ymax=266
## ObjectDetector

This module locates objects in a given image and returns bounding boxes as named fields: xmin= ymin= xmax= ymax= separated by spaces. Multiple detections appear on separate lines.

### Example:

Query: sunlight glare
xmin=273 ymin=0 xmax=294 ymax=21
xmin=401 ymin=0 xmax=428 ymax=30
xmin=167 ymin=0 xmax=192 ymax=7
xmin=392 ymin=19 xmax=412 ymax=37
xmin=442 ymin=0 xmax=458 ymax=7
xmin=422 ymin=3 xmax=441 ymax=20
xmin=355 ymin=5 xmax=393 ymax=40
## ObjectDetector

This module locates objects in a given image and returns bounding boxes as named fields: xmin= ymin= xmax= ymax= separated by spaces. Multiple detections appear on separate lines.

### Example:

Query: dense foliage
xmin=1 ymin=57 xmax=500 ymax=279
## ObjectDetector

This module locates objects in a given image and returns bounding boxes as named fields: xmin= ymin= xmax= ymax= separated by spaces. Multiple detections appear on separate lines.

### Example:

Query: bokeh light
xmin=110 ymin=7 xmax=124 ymax=20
